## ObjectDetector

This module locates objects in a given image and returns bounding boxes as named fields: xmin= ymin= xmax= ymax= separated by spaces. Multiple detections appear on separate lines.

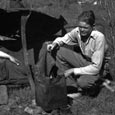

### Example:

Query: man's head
xmin=78 ymin=10 xmax=95 ymax=37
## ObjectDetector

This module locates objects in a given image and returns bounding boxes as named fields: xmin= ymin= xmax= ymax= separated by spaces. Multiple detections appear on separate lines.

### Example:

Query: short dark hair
xmin=78 ymin=10 xmax=95 ymax=26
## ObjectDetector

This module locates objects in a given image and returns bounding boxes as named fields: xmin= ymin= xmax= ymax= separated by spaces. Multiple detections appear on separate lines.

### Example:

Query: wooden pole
xmin=21 ymin=15 xmax=35 ymax=97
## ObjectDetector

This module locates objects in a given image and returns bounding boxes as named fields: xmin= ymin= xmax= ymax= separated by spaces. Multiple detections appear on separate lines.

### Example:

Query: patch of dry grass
xmin=71 ymin=88 xmax=115 ymax=115
xmin=0 ymin=86 xmax=114 ymax=115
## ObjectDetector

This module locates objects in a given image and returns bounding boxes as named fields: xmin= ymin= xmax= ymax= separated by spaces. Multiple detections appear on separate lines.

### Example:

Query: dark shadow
xmin=82 ymin=85 xmax=102 ymax=98
xmin=82 ymin=73 xmax=112 ymax=98
xmin=26 ymin=12 xmax=67 ymax=63
xmin=67 ymin=86 xmax=78 ymax=94
xmin=0 ymin=8 xmax=67 ymax=63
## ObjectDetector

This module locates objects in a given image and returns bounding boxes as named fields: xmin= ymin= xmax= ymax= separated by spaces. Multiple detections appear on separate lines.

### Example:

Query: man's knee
xmin=56 ymin=47 xmax=69 ymax=59
xmin=77 ymin=75 xmax=98 ymax=88
xmin=57 ymin=47 xmax=66 ymax=55
xmin=77 ymin=78 xmax=90 ymax=88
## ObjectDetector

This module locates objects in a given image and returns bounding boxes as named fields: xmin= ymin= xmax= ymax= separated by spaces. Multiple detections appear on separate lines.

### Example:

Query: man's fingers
xmin=47 ymin=44 xmax=53 ymax=52
xmin=15 ymin=62 xmax=20 ymax=66
xmin=12 ymin=58 xmax=20 ymax=66
xmin=64 ymin=71 xmax=71 ymax=77
xmin=64 ymin=73 xmax=68 ymax=77
xmin=15 ymin=59 xmax=21 ymax=65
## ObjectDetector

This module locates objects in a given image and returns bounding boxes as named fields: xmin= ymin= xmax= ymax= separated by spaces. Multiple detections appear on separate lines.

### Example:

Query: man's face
xmin=78 ymin=21 xmax=93 ymax=37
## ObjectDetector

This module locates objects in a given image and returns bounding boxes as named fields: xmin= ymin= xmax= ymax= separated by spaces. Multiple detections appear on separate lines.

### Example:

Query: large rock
xmin=0 ymin=85 xmax=8 ymax=105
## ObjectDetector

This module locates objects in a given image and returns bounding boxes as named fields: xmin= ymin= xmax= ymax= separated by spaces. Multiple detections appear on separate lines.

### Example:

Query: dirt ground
xmin=0 ymin=85 xmax=115 ymax=115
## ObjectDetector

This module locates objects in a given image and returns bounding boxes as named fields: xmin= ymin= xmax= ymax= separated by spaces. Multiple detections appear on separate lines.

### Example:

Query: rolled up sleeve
xmin=53 ymin=28 xmax=79 ymax=46
xmin=74 ymin=34 xmax=106 ymax=75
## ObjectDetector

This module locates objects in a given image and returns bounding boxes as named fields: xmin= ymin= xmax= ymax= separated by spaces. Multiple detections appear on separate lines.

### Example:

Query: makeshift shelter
xmin=0 ymin=8 xmax=67 ymax=89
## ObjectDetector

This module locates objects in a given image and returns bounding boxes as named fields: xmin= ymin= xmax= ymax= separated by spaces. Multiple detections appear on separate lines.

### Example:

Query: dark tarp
xmin=0 ymin=8 xmax=67 ymax=86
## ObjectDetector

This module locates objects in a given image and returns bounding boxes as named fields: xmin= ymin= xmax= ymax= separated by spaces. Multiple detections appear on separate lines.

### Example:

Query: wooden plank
xmin=0 ymin=35 xmax=16 ymax=41
xmin=21 ymin=15 xmax=35 ymax=97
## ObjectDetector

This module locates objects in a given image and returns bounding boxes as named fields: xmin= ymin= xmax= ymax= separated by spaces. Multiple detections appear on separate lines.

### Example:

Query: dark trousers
xmin=37 ymin=42 xmax=99 ymax=89
xmin=55 ymin=46 xmax=99 ymax=89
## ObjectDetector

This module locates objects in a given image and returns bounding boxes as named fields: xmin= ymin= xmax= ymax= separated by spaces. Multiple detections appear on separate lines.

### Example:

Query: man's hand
xmin=47 ymin=43 xmax=59 ymax=52
xmin=64 ymin=68 xmax=74 ymax=77
xmin=9 ymin=56 xmax=20 ymax=66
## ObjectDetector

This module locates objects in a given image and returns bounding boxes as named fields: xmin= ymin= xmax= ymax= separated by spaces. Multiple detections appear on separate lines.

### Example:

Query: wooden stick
xmin=21 ymin=15 xmax=35 ymax=97
xmin=0 ymin=35 xmax=16 ymax=41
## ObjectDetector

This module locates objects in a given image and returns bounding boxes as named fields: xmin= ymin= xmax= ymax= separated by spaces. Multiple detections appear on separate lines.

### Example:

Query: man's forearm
xmin=0 ymin=51 xmax=11 ymax=59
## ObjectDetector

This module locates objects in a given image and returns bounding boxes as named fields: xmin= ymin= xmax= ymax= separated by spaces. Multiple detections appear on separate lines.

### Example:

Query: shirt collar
xmin=85 ymin=31 xmax=96 ymax=45
xmin=77 ymin=27 xmax=95 ymax=44
xmin=77 ymin=27 xmax=95 ymax=39
xmin=81 ymin=35 xmax=94 ymax=45
xmin=90 ymin=31 xmax=95 ymax=39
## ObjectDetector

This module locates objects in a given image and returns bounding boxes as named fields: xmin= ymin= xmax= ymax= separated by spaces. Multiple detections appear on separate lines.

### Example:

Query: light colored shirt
xmin=53 ymin=27 xmax=107 ymax=75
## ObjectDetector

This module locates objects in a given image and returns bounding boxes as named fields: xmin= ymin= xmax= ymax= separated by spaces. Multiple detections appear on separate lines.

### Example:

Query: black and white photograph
xmin=0 ymin=0 xmax=115 ymax=115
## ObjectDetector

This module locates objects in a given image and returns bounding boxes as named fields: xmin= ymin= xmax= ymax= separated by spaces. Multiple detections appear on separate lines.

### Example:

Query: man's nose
xmin=80 ymin=27 xmax=85 ymax=31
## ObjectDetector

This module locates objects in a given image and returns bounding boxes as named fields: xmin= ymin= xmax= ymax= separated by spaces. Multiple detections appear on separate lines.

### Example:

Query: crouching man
xmin=47 ymin=10 xmax=108 ymax=97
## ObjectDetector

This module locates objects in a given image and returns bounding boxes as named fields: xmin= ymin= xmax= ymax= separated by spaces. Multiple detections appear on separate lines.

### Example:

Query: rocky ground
xmin=0 ymin=85 xmax=115 ymax=115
